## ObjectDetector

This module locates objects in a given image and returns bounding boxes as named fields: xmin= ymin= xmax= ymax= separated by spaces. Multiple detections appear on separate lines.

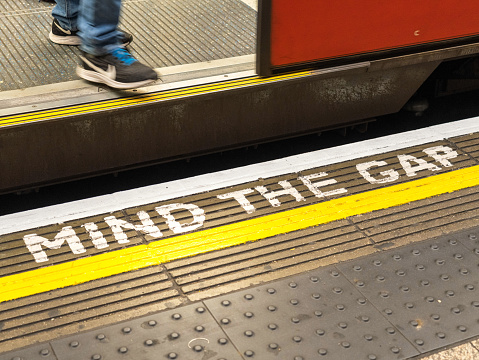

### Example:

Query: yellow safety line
xmin=1 ymin=165 xmax=479 ymax=303
xmin=0 ymin=71 xmax=311 ymax=128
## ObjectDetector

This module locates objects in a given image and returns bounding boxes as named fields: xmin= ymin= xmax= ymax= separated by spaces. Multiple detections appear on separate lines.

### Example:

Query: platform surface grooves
xmin=0 ymin=133 xmax=479 ymax=355
xmin=0 ymin=0 xmax=256 ymax=91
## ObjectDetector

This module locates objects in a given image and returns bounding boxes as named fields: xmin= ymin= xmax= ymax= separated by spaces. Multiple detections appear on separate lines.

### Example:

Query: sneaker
xmin=49 ymin=19 xmax=133 ymax=47
xmin=76 ymin=48 xmax=158 ymax=89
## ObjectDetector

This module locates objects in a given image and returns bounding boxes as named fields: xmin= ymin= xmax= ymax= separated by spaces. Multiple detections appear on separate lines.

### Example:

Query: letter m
xmin=23 ymin=226 xmax=85 ymax=263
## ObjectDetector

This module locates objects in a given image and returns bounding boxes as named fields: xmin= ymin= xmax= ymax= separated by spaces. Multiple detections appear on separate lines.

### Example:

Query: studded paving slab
xmin=0 ymin=0 xmax=256 ymax=91
xmin=2 ymin=228 xmax=479 ymax=360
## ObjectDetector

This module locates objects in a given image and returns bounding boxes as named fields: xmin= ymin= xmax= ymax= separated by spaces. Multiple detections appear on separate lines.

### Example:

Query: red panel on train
xmin=270 ymin=0 xmax=479 ymax=67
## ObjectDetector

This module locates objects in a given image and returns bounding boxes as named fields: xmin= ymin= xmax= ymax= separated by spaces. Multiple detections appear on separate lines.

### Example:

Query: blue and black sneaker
xmin=76 ymin=48 xmax=158 ymax=89
xmin=49 ymin=19 xmax=133 ymax=47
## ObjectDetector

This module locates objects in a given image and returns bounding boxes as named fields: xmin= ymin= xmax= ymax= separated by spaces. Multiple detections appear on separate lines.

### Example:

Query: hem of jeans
xmin=79 ymin=42 xmax=124 ymax=56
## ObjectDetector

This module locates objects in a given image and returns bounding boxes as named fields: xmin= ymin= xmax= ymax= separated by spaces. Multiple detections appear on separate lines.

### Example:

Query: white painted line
xmin=240 ymin=0 xmax=257 ymax=11
xmin=1 ymin=116 xmax=478 ymax=236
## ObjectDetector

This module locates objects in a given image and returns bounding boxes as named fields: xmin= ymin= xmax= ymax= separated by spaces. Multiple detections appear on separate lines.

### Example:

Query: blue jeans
xmin=52 ymin=0 xmax=123 ymax=55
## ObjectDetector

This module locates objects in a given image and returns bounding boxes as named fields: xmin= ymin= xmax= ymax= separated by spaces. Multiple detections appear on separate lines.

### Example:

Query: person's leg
xmin=50 ymin=0 xmax=132 ymax=47
xmin=50 ymin=0 xmax=84 ymax=45
xmin=75 ymin=0 xmax=157 ymax=89
xmin=77 ymin=0 xmax=122 ymax=56
xmin=51 ymin=0 xmax=79 ymax=31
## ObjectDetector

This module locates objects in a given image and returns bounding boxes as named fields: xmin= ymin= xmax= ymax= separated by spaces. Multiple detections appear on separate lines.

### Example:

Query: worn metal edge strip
xmin=1 ymin=165 xmax=479 ymax=303
xmin=0 ymin=59 xmax=256 ymax=119
xmin=0 ymin=70 xmax=311 ymax=128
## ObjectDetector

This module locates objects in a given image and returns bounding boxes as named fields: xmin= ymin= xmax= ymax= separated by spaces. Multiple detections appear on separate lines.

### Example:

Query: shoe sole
xmin=76 ymin=66 xmax=157 ymax=90
xmin=49 ymin=31 xmax=81 ymax=46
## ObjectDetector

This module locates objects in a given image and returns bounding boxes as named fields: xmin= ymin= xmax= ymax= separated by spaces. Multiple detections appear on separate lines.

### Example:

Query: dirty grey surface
xmin=338 ymin=233 xmax=479 ymax=353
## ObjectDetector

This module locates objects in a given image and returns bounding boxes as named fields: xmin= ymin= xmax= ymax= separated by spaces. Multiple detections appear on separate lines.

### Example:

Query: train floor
xmin=0 ymin=0 xmax=257 ymax=124
xmin=1 ymin=117 xmax=479 ymax=359
xmin=0 ymin=0 xmax=257 ymax=94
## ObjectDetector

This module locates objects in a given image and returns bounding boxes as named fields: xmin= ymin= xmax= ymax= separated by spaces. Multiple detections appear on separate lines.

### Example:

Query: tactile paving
xmin=338 ymin=235 xmax=479 ymax=352
xmin=204 ymin=268 xmax=419 ymax=360
xmin=4 ymin=228 xmax=479 ymax=359
xmin=453 ymin=228 xmax=479 ymax=255
xmin=49 ymin=303 xmax=242 ymax=360
xmin=0 ymin=343 xmax=57 ymax=360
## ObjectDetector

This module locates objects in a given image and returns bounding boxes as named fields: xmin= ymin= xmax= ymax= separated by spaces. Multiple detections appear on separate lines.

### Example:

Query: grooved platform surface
xmin=0 ymin=0 xmax=256 ymax=90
